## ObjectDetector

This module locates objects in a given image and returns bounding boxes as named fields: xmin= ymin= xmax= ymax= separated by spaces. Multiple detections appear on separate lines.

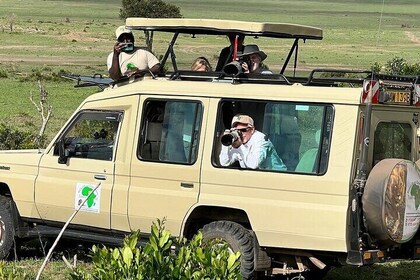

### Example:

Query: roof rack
xmin=306 ymin=69 xmax=373 ymax=86
xmin=167 ymin=70 xmax=291 ymax=85
xmin=61 ymin=74 xmax=114 ymax=90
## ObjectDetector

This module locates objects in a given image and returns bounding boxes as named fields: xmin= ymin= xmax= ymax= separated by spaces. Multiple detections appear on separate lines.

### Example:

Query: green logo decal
xmin=81 ymin=186 xmax=97 ymax=208
xmin=410 ymin=183 xmax=420 ymax=210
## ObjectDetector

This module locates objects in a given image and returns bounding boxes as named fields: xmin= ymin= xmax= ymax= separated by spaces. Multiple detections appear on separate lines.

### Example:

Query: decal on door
xmin=74 ymin=183 xmax=101 ymax=213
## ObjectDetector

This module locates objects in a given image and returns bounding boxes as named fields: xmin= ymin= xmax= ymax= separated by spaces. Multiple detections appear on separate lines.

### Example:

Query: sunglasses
xmin=236 ymin=127 xmax=251 ymax=133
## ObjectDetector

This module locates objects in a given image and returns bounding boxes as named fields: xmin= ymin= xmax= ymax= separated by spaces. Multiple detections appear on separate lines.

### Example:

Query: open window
xmin=214 ymin=99 xmax=333 ymax=174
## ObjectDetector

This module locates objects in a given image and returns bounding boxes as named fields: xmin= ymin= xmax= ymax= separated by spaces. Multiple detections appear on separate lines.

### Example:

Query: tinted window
xmin=138 ymin=99 xmax=203 ymax=164
xmin=215 ymin=100 xmax=333 ymax=174
xmin=373 ymin=122 xmax=412 ymax=165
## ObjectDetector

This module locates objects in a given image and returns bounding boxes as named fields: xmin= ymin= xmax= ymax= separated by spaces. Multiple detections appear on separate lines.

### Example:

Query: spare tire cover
xmin=362 ymin=159 xmax=420 ymax=244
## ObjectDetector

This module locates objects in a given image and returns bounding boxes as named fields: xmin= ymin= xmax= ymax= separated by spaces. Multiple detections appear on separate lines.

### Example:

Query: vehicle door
xmin=128 ymin=96 xmax=208 ymax=235
xmin=35 ymin=109 xmax=122 ymax=229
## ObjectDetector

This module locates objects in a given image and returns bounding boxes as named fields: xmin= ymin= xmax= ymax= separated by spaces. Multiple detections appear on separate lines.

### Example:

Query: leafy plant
xmin=70 ymin=220 xmax=241 ymax=280
xmin=0 ymin=260 xmax=30 ymax=279
xmin=0 ymin=123 xmax=37 ymax=150
xmin=372 ymin=56 xmax=420 ymax=76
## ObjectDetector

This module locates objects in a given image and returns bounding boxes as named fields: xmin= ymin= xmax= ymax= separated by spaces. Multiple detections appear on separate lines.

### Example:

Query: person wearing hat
xmin=107 ymin=26 xmax=160 ymax=80
xmin=219 ymin=114 xmax=286 ymax=170
xmin=238 ymin=44 xmax=272 ymax=74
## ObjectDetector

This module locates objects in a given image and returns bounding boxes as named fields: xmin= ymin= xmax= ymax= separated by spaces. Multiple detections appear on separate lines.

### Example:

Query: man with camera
xmin=107 ymin=26 xmax=160 ymax=80
xmin=219 ymin=114 xmax=286 ymax=171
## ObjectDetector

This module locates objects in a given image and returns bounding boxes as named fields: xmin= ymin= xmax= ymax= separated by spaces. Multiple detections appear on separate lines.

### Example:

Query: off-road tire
xmin=201 ymin=221 xmax=257 ymax=280
xmin=0 ymin=196 xmax=14 ymax=259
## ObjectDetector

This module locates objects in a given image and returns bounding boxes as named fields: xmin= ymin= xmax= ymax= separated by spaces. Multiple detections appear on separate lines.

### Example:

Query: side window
xmin=138 ymin=99 xmax=203 ymax=164
xmin=54 ymin=111 xmax=121 ymax=161
xmin=214 ymin=99 xmax=333 ymax=174
xmin=373 ymin=122 xmax=412 ymax=165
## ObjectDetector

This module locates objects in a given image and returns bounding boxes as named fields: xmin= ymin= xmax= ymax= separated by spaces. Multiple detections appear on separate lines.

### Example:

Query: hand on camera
xmin=113 ymin=42 xmax=125 ymax=55
xmin=241 ymin=62 xmax=250 ymax=73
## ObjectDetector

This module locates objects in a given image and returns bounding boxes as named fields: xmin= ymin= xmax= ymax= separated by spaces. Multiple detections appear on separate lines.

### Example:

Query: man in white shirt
xmin=107 ymin=26 xmax=160 ymax=80
xmin=219 ymin=114 xmax=286 ymax=171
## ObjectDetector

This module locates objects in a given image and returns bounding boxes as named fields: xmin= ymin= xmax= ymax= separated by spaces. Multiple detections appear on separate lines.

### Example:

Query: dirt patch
xmin=405 ymin=31 xmax=420 ymax=46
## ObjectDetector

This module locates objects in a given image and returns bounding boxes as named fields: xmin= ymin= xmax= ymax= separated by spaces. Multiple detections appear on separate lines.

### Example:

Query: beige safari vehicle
xmin=1 ymin=18 xmax=420 ymax=279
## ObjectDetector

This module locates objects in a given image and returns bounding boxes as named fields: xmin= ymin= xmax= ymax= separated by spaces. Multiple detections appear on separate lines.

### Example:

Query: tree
xmin=119 ymin=0 xmax=182 ymax=51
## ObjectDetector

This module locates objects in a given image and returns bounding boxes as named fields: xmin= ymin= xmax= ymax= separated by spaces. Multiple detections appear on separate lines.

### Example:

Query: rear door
xmin=370 ymin=108 xmax=419 ymax=169
xmin=128 ymin=95 xmax=208 ymax=235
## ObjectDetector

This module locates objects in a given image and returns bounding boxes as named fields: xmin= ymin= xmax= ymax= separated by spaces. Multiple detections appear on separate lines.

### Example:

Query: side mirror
xmin=57 ymin=138 xmax=69 ymax=164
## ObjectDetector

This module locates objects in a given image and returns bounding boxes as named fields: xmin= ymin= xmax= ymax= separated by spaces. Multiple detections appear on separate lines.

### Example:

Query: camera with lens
xmin=221 ymin=129 xmax=242 ymax=146
xmin=222 ymin=57 xmax=250 ymax=76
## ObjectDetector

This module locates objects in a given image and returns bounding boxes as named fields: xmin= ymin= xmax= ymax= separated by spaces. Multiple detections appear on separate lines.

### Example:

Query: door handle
xmin=94 ymin=174 xmax=107 ymax=180
xmin=180 ymin=182 xmax=194 ymax=188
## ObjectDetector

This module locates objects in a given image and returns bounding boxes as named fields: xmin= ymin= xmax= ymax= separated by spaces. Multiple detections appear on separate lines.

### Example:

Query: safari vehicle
xmin=1 ymin=18 xmax=420 ymax=279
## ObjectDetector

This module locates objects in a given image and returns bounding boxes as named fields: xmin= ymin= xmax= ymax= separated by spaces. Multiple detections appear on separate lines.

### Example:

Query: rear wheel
xmin=0 ymin=196 xmax=14 ymax=259
xmin=201 ymin=220 xmax=259 ymax=280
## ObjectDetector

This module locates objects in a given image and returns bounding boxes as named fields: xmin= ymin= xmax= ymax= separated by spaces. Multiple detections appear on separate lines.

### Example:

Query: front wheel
xmin=0 ymin=196 xmax=14 ymax=259
xmin=201 ymin=221 xmax=258 ymax=280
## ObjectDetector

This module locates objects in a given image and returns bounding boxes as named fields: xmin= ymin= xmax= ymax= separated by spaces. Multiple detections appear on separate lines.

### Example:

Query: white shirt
xmin=219 ymin=130 xmax=286 ymax=170
xmin=107 ymin=47 xmax=160 ymax=75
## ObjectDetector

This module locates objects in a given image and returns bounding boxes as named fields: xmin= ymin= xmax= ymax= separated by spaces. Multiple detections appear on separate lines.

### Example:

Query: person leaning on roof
xmin=215 ymin=33 xmax=245 ymax=72
xmin=191 ymin=57 xmax=212 ymax=71
xmin=219 ymin=114 xmax=286 ymax=171
xmin=107 ymin=26 xmax=161 ymax=80
xmin=239 ymin=44 xmax=272 ymax=74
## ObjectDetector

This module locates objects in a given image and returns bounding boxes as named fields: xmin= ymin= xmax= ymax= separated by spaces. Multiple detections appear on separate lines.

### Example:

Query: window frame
xmin=137 ymin=98 xmax=204 ymax=165
xmin=212 ymin=98 xmax=334 ymax=175
xmin=53 ymin=109 xmax=123 ymax=161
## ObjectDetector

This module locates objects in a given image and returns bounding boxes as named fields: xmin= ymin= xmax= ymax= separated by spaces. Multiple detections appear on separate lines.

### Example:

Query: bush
xmin=0 ymin=123 xmax=37 ymax=150
xmin=119 ymin=0 xmax=182 ymax=19
xmin=372 ymin=56 xmax=420 ymax=76
xmin=70 ymin=220 xmax=241 ymax=280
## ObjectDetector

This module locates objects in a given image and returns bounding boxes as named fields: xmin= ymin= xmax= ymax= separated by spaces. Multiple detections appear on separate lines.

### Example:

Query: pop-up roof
xmin=125 ymin=18 xmax=323 ymax=40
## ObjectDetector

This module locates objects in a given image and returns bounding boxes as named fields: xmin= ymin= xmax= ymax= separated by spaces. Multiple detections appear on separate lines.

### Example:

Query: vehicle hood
xmin=0 ymin=149 xmax=44 ymax=170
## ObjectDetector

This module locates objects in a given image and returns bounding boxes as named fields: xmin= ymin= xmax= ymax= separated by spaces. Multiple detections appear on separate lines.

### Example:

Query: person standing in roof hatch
xmin=215 ymin=33 xmax=245 ymax=72
xmin=107 ymin=26 xmax=161 ymax=80
xmin=239 ymin=45 xmax=272 ymax=74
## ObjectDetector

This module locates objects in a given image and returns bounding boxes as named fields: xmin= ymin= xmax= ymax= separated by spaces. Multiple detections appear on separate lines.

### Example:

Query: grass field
xmin=0 ymin=0 xmax=420 ymax=278
xmin=0 ymin=0 xmax=420 ymax=138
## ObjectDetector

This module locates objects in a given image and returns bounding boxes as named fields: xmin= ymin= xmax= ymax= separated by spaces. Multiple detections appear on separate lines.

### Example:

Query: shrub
xmin=0 ymin=69 xmax=8 ymax=78
xmin=70 ymin=220 xmax=241 ymax=280
xmin=372 ymin=56 xmax=420 ymax=76
xmin=0 ymin=123 xmax=37 ymax=150
xmin=119 ymin=0 xmax=182 ymax=19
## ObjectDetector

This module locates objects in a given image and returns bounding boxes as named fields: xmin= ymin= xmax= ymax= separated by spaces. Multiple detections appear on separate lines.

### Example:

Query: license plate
xmin=390 ymin=91 xmax=411 ymax=104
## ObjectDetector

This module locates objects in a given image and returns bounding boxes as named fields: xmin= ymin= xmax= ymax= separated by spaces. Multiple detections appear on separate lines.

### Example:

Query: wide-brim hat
xmin=231 ymin=114 xmax=254 ymax=127
xmin=238 ymin=44 xmax=267 ymax=61
xmin=115 ymin=25 xmax=133 ymax=41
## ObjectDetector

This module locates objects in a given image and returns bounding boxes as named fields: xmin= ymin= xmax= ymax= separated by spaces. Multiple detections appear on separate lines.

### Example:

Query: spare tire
xmin=362 ymin=159 xmax=420 ymax=244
